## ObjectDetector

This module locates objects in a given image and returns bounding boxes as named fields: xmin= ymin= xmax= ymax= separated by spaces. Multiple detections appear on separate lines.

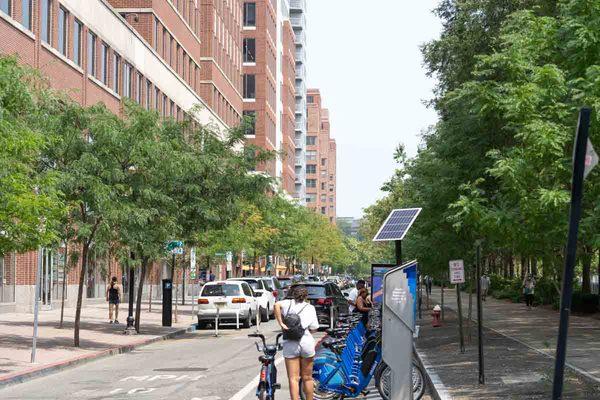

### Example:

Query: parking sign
xmin=449 ymin=260 xmax=465 ymax=284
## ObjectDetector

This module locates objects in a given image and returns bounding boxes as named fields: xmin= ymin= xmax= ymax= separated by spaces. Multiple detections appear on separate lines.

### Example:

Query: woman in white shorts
xmin=274 ymin=285 xmax=319 ymax=400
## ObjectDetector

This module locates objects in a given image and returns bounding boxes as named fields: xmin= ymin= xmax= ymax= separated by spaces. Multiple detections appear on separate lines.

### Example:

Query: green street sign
xmin=166 ymin=240 xmax=184 ymax=254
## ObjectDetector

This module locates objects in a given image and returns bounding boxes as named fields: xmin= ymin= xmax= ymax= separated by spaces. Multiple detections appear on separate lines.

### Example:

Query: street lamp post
xmin=125 ymin=253 xmax=136 ymax=335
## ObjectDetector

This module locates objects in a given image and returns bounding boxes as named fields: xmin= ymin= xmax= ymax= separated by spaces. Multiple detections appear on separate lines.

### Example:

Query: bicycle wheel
xmin=375 ymin=360 xmax=426 ymax=400
xmin=300 ymin=380 xmax=339 ymax=400
xmin=258 ymin=388 xmax=268 ymax=400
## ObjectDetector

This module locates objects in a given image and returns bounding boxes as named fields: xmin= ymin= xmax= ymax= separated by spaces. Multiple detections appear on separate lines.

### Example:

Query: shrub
xmin=571 ymin=292 xmax=599 ymax=313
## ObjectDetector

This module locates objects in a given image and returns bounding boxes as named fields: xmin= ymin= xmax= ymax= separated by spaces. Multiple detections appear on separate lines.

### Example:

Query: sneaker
xmin=114 ymin=320 xmax=119 ymax=324
xmin=109 ymin=321 xmax=114 ymax=324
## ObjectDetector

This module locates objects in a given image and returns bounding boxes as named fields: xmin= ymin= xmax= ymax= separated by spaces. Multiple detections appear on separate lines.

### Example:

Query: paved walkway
xmin=416 ymin=307 xmax=600 ymax=399
xmin=0 ymin=300 xmax=198 ymax=385
xmin=426 ymin=286 xmax=600 ymax=383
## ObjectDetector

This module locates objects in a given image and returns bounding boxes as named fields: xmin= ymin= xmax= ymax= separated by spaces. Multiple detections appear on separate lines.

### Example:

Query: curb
xmin=0 ymin=325 xmax=195 ymax=389
xmin=414 ymin=347 xmax=452 ymax=400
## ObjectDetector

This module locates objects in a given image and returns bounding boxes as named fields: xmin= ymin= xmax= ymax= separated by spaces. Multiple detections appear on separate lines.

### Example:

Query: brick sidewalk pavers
xmin=0 ymin=301 xmax=198 ymax=386
xmin=416 ymin=308 xmax=600 ymax=399
xmin=426 ymin=287 xmax=600 ymax=383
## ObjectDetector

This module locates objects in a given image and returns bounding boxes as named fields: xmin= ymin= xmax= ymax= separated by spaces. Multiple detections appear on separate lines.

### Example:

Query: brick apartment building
xmin=0 ymin=0 xmax=306 ymax=312
xmin=305 ymin=89 xmax=337 ymax=224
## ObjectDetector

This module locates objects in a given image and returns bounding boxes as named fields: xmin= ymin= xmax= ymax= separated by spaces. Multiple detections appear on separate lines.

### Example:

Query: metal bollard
xmin=255 ymin=304 xmax=260 ymax=333
xmin=236 ymin=310 xmax=240 ymax=330
xmin=214 ymin=308 xmax=220 ymax=337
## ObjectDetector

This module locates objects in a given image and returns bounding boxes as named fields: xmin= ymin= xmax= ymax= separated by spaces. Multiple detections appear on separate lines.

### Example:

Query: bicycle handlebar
xmin=248 ymin=333 xmax=284 ymax=350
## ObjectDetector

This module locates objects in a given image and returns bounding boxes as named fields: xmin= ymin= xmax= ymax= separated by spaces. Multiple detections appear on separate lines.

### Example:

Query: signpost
xmin=166 ymin=241 xmax=183 ymax=323
xmin=553 ymin=108 xmax=594 ymax=399
xmin=190 ymin=248 xmax=196 ymax=321
xmin=449 ymin=260 xmax=465 ymax=353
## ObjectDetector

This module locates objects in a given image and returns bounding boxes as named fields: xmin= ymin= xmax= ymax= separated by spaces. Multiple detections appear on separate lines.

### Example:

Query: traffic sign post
xmin=449 ymin=260 xmax=465 ymax=353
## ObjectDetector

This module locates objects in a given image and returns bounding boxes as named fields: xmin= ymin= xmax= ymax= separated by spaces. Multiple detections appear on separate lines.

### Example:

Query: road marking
xmin=228 ymin=357 xmax=285 ymax=400
xmin=191 ymin=397 xmax=221 ymax=400
xmin=120 ymin=374 xmax=206 ymax=382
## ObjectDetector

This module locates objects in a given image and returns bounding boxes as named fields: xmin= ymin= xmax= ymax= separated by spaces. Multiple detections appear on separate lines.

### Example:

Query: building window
xmin=321 ymin=158 xmax=327 ymax=166
xmin=243 ymin=74 xmax=255 ymax=99
xmin=155 ymin=87 xmax=159 ymax=112
xmin=163 ymin=29 xmax=168 ymax=59
xmin=0 ymin=0 xmax=10 ymax=16
xmin=123 ymin=63 xmax=132 ymax=98
xmin=87 ymin=31 xmax=96 ymax=76
xmin=307 ymin=95 xmax=314 ymax=103
xmin=306 ymin=136 xmax=316 ymax=145
xmin=306 ymin=193 xmax=316 ymax=203
xmin=162 ymin=95 xmax=167 ymax=117
xmin=243 ymin=3 xmax=256 ymax=27
xmin=146 ymin=80 xmax=152 ymax=109
xmin=306 ymin=150 xmax=317 ymax=161
xmin=41 ymin=0 xmax=51 ymax=43
xmin=243 ymin=38 xmax=255 ymax=62
xmin=137 ymin=74 xmax=143 ymax=104
xmin=321 ymin=207 xmax=326 ymax=215
xmin=153 ymin=17 xmax=159 ymax=49
xmin=329 ymin=196 xmax=334 ymax=203
xmin=21 ymin=0 xmax=32 ymax=30
xmin=321 ymin=182 xmax=325 ymax=190
xmin=306 ymin=179 xmax=317 ymax=188
xmin=243 ymin=110 xmax=256 ymax=135
xmin=73 ymin=19 xmax=82 ymax=65
xmin=57 ymin=7 xmax=68 ymax=56
xmin=320 ymin=194 xmax=326 ymax=203
xmin=100 ymin=43 xmax=108 ymax=84
xmin=306 ymin=165 xmax=316 ymax=174
xmin=113 ymin=53 xmax=121 ymax=94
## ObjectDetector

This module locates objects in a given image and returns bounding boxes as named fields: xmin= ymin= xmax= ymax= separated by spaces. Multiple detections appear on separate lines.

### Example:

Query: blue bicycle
xmin=249 ymin=333 xmax=283 ymax=400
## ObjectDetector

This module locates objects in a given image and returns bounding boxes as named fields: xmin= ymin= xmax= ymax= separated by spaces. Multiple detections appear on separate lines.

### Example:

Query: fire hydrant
xmin=432 ymin=305 xmax=442 ymax=327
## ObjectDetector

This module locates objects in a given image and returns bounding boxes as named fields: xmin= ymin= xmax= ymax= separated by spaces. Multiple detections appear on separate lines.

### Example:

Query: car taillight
xmin=232 ymin=298 xmax=247 ymax=303
xmin=317 ymin=298 xmax=333 ymax=306
xmin=198 ymin=298 xmax=209 ymax=304
xmin=272 ymin=290 xmax=279 ymax=298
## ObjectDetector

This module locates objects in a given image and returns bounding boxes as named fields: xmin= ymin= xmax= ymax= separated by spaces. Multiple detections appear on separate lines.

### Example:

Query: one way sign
xmin=585 ymin=138 xmax=598 ymax=179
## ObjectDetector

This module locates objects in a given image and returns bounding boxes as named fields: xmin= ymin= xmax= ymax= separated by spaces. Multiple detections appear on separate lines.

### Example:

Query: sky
xmin=305 ymin=0 xmax=442 ymax=219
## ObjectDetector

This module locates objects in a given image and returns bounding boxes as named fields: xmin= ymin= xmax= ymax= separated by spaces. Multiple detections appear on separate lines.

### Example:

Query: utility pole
xmin=476 ymin=243 xmax=485 ymax=384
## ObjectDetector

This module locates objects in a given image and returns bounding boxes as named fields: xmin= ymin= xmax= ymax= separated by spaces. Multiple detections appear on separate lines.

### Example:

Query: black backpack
xmin=283 ymin=301 xmax=308 ymax=341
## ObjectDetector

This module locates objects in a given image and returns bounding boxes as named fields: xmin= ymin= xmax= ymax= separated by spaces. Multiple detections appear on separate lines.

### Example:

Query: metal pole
xmin=552 ymin=108 xmax=591 ymax=400
xmin=395 ymin=240 xmax=402 ymax=266
xmin=476 ymin=243 xmax=485 ymax=384
xmin=456 ymin=284 xmax=465 ymax=353
xmin=125 ymin=263 xmax=136 ymax=334
xmin=182 ymin=268 xmax=186 ymax=306
xmin=31 ymin=247 xmax=42 ymax=363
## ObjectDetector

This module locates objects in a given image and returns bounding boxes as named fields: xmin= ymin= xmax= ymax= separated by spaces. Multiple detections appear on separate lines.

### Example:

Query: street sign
xmin=584 ymin=138 xmax=598 ymax=179
xmin=449 ymin=260 xmax=465 ymax=284
xmin=166 ymin=240 xmax=184 ymax=254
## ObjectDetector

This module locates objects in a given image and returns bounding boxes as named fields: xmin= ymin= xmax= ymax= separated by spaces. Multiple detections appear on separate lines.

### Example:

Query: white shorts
xmin=282 ymin=335 xmax=316 ymax=359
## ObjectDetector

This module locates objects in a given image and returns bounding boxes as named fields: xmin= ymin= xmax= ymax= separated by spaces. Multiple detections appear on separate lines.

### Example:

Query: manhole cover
xmin=154 ymin=367 xmax=208 ymax=372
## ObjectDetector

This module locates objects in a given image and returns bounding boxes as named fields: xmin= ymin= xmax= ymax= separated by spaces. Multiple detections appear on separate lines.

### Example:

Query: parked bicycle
xmin=249 ymin=333 xmax=283 ymax=400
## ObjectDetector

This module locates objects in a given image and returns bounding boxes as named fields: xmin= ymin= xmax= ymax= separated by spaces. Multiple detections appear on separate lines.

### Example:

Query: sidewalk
xmin=416 ymin=307 xmax=600 ymax=399
xmin=427 ymin=287 xmax=600 ymax=383
xmin=0 ymin=300 xmax=198 ymax=387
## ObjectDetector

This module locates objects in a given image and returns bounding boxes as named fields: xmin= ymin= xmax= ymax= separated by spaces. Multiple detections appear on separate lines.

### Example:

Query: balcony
xmin=295 ymin=96 xmax=306 ymax=113
xmin=290 ymin=12 xmax=306 ymax=29
xmin=295 ymin=63 xmax=306 ymax=80
xmin=294 ymin=29 xmax=306 ymax=47
xmin=290 ymin=0 xmax=306 ymax=12
xmin=295 ymin=114 xmax=306 ymax=132
xmin=295 ymin=46 xmax=306 ymax=63
xmin=295 ymin=80 xmax=306 ymax=98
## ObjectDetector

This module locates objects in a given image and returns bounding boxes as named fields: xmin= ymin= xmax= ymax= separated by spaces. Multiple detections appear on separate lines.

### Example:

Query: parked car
xmin=278 ymin=276 xmax=296 ymax=298
xmin=196 ymin=281 xmax=258 ymax=329
xmin=260 ymin=276 xmax=285 ymax=301
xmin=289 ymin=282 xmax=349 ymax=328
xmin=228 ymin=277 xmax=275 ymax=322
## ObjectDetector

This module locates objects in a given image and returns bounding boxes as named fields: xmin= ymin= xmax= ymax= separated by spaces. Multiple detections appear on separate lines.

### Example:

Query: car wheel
xmin=243 ymin=315 xmax=251 ymax=329
xmin=261 ymin=307 xmax=269 ymax=323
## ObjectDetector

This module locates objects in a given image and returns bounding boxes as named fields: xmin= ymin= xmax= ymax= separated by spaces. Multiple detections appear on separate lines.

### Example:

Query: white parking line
xmin=228 ymin=357 xmax=285 ymax=400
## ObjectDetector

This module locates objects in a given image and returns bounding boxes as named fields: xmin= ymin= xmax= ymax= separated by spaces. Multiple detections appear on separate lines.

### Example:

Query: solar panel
xmin=372 ymin=208 xmax=422 ymax=242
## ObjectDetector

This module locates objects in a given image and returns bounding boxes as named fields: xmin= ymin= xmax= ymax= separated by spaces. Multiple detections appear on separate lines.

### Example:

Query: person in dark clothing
xmin=355 ymin=288 xmax=372 ymax=326
xmin=106 ymin=276 xmax=123 ymax=324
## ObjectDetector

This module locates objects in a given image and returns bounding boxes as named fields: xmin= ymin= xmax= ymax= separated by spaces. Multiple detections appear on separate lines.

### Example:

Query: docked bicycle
xmin=249 ymin=333 xmax=283 ymax=400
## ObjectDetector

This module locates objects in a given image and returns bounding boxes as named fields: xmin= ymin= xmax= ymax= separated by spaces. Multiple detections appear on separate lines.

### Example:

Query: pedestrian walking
xmin=480 ymin=274 xmax=491 ymax=301
xmin=347 ymin=279 xmax=365 ymax=313
xmin=424 ymin=275 xmax=433 ymax=295
xmin=274 ymin=285 xmax=319 ymax=400
xmin=106 ymin=276 xmax=123 ymax=324
xmin=523 ymin=275 xmax=536 ymax=310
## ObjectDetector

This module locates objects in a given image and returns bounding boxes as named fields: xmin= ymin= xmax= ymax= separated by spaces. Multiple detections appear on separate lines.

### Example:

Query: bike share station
xmin=372 ymin=208 xmax=423 ymax=400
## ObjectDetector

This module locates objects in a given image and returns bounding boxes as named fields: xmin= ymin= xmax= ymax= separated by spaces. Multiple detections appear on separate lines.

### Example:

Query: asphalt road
xmin=0 ymin=320 xmax=284 ymax=400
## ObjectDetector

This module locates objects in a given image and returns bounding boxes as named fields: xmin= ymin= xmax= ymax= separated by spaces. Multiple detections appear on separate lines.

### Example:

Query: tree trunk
xmin=582 ymin=247 xmax=592 ymax=294
xmin=509 ymin=256 xmax=515 ymax=278
xmin=74 ymin=243 xmax=89 ymax=347
xmin=531 ymin=258 xmax=538 ymax=277
xmin=520 ymin=256 xmax=526 ymax=280
xmin=148 ymin=267 xmax=153 ymax=312
xmin=134 ymin=257 xmax=148 ymax=333
xmin=59 ymin=242 xmax=68 ymax=329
